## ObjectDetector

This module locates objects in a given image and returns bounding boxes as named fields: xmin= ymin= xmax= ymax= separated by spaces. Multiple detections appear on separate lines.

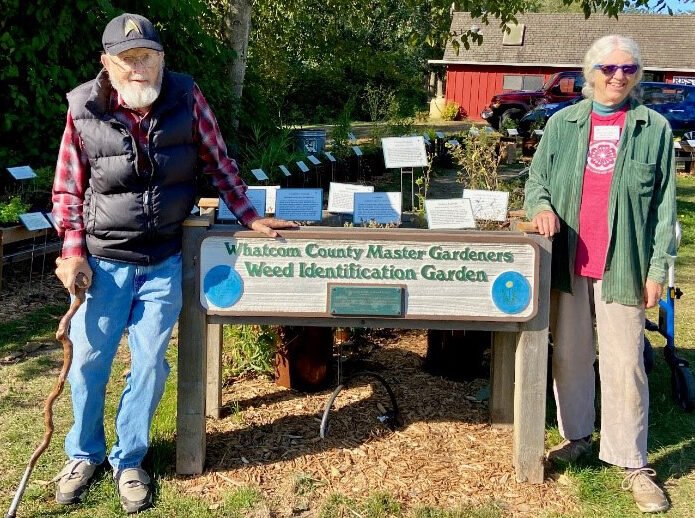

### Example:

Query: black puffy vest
xmin=68 ymin=69 xmax=197 ymax=264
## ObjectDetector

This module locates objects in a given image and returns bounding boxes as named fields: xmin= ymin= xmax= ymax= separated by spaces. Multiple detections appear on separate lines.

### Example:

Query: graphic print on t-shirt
xmin=586 ymin=140 xmax=618 ymax=174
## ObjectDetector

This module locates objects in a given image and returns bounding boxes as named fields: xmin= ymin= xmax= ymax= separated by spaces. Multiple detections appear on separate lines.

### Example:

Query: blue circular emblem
xmin=491 ymin=271 xmax=531 ymax=315
xmin=203 ymin=265 xmax=243 ymax=308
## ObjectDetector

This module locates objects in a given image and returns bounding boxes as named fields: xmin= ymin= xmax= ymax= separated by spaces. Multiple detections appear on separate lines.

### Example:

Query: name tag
xmin=593 ymin=125 xmax=620 ymax=141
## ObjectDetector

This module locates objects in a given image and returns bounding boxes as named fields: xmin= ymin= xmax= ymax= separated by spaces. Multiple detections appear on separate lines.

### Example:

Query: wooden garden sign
xmin=177 ymin=217 xmax=552 ymax=487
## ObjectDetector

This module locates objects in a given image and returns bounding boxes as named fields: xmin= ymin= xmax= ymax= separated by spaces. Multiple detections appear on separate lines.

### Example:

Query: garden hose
xmin=319 ymin=371 xmax=401 ymax=439
xmin=6 ymin=274 xmax=88 ymax=518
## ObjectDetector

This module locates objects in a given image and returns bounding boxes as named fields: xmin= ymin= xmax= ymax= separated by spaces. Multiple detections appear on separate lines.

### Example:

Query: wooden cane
xmin=6 ymin=274 xmax=88 ymax=518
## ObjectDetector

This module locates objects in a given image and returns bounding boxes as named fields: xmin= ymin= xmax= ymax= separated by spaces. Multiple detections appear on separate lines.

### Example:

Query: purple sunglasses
xmin=593 ymin=63 xmax=640 ymax=76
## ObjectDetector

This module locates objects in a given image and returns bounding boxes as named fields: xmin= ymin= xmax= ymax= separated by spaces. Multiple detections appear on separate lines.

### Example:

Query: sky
xmin=648 ymin=0 xmax=695 ymax=12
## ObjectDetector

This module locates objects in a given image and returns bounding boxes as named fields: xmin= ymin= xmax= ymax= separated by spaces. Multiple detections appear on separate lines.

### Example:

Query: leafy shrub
xmin=450 ymin=131 xmax=502 ymax=191
xmin=223 ymin=325 xmax=277 ymax=379
xmin=0 ymin=197 xmax=30 ymax=224
xmin=440 ymin=101 xmax=460 ymax=121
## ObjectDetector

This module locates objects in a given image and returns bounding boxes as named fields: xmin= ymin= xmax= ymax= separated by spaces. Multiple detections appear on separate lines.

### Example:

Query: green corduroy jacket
xmin=524 ymin=98 xmax=677 ymax=305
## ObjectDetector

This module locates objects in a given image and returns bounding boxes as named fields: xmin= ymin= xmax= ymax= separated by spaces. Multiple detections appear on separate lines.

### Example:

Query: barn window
xmin=503 ymin=75 xmax=544 ymax=91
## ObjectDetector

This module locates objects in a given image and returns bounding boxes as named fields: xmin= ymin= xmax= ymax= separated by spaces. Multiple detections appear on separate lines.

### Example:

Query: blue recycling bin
xmin=293 ymin=129 xmax=326 ymax=154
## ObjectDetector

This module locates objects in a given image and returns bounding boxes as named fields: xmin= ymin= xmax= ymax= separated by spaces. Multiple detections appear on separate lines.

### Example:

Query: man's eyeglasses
xmin=109 ymin=52 xmax=161 ymax=71
xmin=593 ymin=64 xmax=640 ymax=76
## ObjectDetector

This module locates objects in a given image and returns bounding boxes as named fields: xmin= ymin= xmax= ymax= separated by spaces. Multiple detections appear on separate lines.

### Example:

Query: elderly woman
xmin=524 ymin=35 xmax=676 ymax=513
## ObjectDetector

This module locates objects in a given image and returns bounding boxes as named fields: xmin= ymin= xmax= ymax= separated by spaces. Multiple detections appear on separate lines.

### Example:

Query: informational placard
xmin=19 ymin=212 xmax=52 ymax=231
xmin=324 ymin=151 xmax=336 ymax=162
xmin=6 ymin=166 xmax=37 ymax=180
xmin=533 ymin=129 xmax=544 ymax=136
xmin=251 ymin=168 xmax=269 ymax=181
xmin=327 ymin=182 xmax=374 ymax=214
xmin=506 ymin=128 xmax=519 ymax=137
xmin=435 ymin=131 xmax=445 ymax=139
xmin=307 ymin=155 xmax=322 ymax=166
xmin=348 ymin=132 xmax=357 ymax=141
xmin=199 ymin=229 xmax=539 ymax=321
xmin=381 ymin=136 xmax=428 ymax=169
xmin=352 ymin=146 xmax=363 ymax=157
xmin=249 ymin=185 xmax=281 ymax=214
xmin=279 ymin=165 xmax=292 ymax=177
xmin=688 ymin=140 xmax=695 ymax=147
xmin=425 ymin=198 xmax=476 ymax=230
xmin=463 ymin=189 xmax=510 ymax=222
xmin=45 ymin=212 xmax=58 ymax=229
xmin=675 ymin=141 xmax=683 ymax=149
xmin=353 ymin=192 xmax=402 ymax=225
xmin=274 ymin=188 xmax=323 ymax=221
xmin=447 ymin=139 xmax=461 ymax=147
xmin=296 ymin=161 xmax=310 ymax=173
xmin=218 ymin=189 xmax=267 ymax=221
xmin=422 ymin=133 xmax=431 ymax=144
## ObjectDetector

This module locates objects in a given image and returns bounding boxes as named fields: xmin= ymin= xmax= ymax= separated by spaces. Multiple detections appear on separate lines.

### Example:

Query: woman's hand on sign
xmin=250 ymin=217 xmax=299 ymax=238
xmin=531 ymin=210 xmax=560 ymax=238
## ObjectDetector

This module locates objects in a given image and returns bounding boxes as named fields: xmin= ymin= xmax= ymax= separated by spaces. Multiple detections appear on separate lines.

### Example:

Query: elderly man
xmin=51 ymin=12 xmax=294 ymax=514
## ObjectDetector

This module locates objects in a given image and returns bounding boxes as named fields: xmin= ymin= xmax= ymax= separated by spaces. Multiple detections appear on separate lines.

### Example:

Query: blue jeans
xmin=65 ymin=253 xmax=182 ymax=471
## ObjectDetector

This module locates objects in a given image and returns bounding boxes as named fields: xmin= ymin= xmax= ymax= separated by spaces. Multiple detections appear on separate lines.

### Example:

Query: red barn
xmin=429 ymin=12 xmax=695 ymax=121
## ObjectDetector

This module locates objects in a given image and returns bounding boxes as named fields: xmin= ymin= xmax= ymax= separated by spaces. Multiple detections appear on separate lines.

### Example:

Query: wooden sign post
xmin=177 ymin=216 xmax=552 ymax=485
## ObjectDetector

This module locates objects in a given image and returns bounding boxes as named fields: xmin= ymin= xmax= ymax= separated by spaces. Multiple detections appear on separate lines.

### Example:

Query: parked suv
xmin=481 ymin=70 xmax=584 ymax=130
xmin=517 ymin=82 xmax=695 ymax=137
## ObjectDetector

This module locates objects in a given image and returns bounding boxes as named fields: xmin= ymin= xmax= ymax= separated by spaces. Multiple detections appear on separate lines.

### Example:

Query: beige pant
xmin=550 ymin=275 xmax=648 ymax=468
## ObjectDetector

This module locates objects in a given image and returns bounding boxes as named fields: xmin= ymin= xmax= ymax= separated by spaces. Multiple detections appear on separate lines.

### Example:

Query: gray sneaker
xmin=546 ymin=436 xmax=592 ymax=464
xmin=52 ymin=459 xmax=98 ymax=504
xmin=622 ymin=468 xmax=670 ymax=513
xmin=116 ymin=467 xmax=153 ymax=514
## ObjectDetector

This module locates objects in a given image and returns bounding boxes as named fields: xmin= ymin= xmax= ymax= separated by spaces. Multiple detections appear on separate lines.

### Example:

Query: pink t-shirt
xmin=574 ymin=107 xmax=627 ymax=278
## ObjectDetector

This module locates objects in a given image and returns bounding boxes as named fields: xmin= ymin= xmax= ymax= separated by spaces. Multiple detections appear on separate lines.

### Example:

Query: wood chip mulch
xmin=176 ymin=329 xmax=578 ymax=517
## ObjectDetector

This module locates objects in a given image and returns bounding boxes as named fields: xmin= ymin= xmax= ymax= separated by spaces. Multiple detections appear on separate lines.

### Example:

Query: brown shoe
xmin=546 ymin=436 xmax=592 ymax=464
xmin=622 ymin=468 xmax=670 ymax=513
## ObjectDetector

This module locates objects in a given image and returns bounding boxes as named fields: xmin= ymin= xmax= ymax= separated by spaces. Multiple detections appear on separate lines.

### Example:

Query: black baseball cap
xmin=102 ymin=13 xmax=163 ymax=55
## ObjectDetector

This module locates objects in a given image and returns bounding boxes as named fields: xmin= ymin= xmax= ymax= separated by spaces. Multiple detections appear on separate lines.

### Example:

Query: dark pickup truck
xmin=481 ymin=70 xmax=584 ymax=129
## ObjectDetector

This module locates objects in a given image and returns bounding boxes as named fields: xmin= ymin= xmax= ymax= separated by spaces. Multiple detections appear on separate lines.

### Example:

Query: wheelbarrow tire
xmin=672 ymin=364 xmax=695 ymax=412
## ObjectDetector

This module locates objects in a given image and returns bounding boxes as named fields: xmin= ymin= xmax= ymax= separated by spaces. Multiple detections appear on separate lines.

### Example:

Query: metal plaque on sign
xmin=329 ymin=284 xmax=404 ymax=317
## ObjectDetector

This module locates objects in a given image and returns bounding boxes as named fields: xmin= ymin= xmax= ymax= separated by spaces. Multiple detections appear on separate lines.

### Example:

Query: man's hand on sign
xmin=250 ymin=217 xmax=299 ymax=238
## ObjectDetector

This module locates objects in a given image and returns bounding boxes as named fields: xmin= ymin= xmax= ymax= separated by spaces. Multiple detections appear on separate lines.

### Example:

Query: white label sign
xmin=324 ymin=151 xmax=336 ymax=162
xmin=279 ymin=165 xmax=292 ymax=177
xmin=251 ymin=168 xmax=269 ymax=181
xmin=533 ymin=129 xmax=544 ymax=136
xmin=6 ymin=166 xmax=37 ymax=180
xmin=353 ymin=192 xmax=402 ymax=225
xmin=296 ymin=161 xmax=310 ymax=173
xmin=425 ymin=198 xmax=476 ymax=229
xmin=348 ymin=132 xmax=357 ymax=141
xmin=327 ymin=182 xmax=374 ymax=214
xmin=199 ymin=231 xmax=539 ymax=321
xmin=462 ymin=189 xmax=510 ymax=222
xmin=381 ymin=137 xmax=428 ymax=169
xmin=447 ymin=139 xmax=461 ymax=147
xmin=249 ymin=185 xmax=281 ymax=214
xmin=19 ymin=212 xmax=52 ymax=231
xmin=352 ymin=146 xmax=363 ymax=157
xmin=218 ymin=189 xmax=267 ymax=220
xmin=435 ymin=131 xmax=445 ymax=139
xmin=307 ymin=155 xmax=322 ymax=166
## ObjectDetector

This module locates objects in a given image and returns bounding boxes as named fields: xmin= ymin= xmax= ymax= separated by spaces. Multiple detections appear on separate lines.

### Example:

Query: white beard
xmin=111 ymin=64 xmax=164 ymax=109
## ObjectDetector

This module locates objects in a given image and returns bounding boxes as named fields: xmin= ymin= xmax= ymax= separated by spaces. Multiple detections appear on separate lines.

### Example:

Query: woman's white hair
xmin=582 ymin=35 xmax=644 ymax=100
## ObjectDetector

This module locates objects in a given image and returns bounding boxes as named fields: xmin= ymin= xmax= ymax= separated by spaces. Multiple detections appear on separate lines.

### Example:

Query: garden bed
xmin=176 ymin=328 xmax=575 ymax=516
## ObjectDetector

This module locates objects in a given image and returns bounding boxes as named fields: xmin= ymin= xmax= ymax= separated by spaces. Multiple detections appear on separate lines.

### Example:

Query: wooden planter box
xmin=0 ymin=224 xmax=58 ymax=291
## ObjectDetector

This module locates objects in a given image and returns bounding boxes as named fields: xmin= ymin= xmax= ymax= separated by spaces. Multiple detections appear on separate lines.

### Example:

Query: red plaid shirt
xmin=52 ymin=83 xmax=258 ymax=258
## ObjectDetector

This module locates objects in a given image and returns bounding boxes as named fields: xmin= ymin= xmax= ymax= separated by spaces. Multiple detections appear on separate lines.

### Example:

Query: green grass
xmin=1 ymin=177 xmax=694 ymax=516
